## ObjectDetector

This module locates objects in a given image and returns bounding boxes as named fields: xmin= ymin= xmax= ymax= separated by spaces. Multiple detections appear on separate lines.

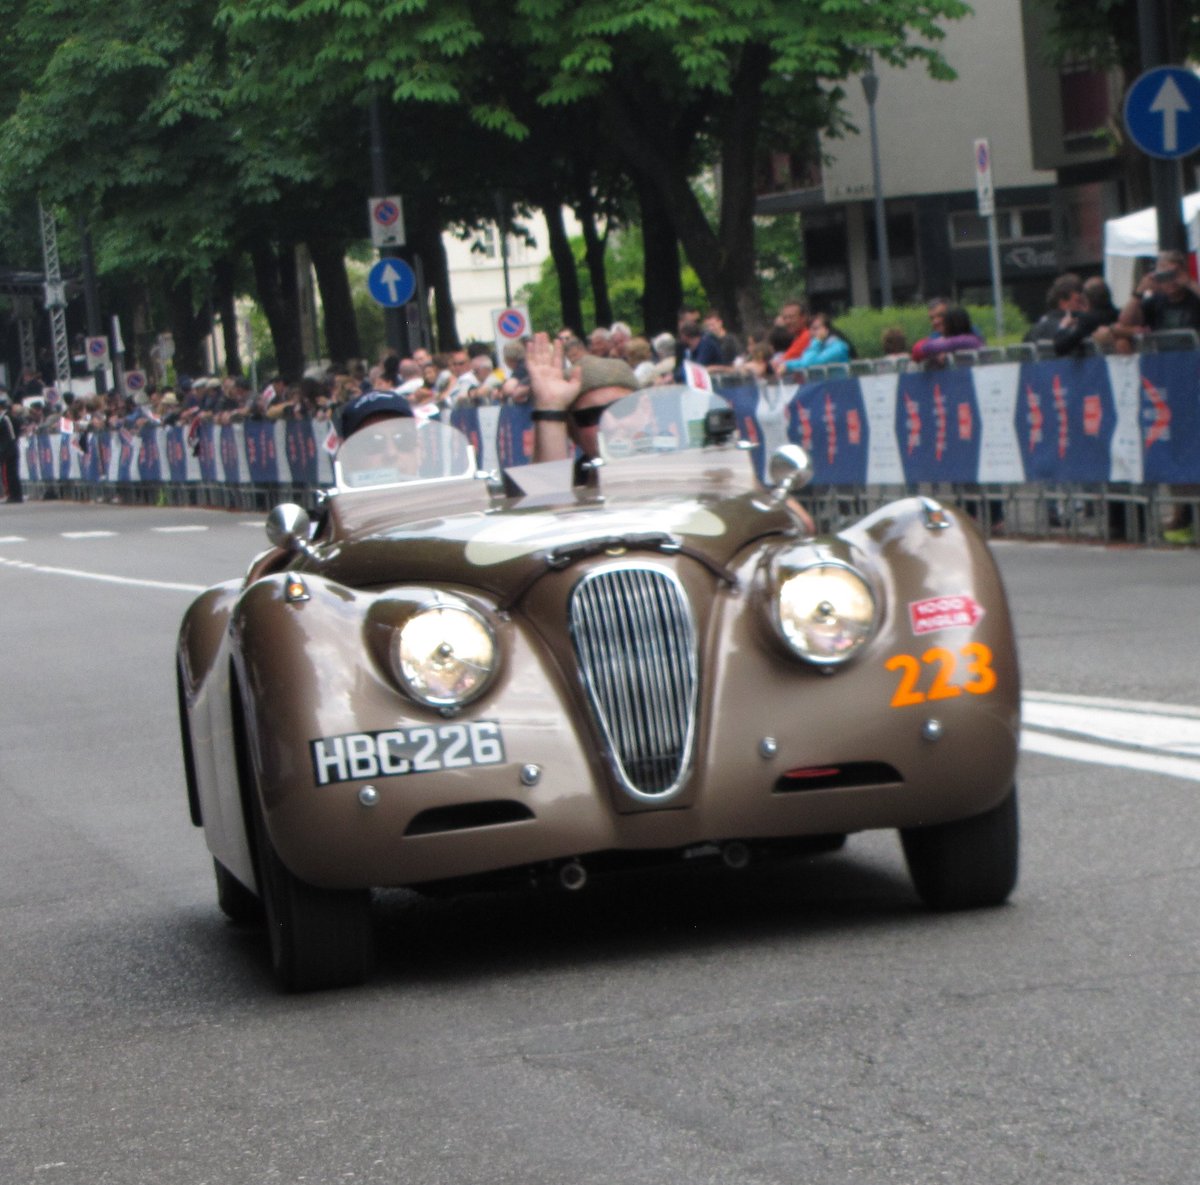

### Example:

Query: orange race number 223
xmin=886 ymin=643 xmax=997 ymax=708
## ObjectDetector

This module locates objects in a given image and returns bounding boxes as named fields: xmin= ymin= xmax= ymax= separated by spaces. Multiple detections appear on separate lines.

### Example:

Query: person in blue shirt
xmin=783 ymin=313 xmax=852 ymax=373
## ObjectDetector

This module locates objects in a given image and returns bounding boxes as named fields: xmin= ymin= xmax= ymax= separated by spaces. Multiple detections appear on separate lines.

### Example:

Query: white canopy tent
xmin=1103 ymin=191 xmax=1200 ymax=304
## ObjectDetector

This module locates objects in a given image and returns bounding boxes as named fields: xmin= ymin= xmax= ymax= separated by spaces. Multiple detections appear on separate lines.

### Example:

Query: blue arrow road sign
xmin=1124 ymin=66 xmax=1200 ymax=160
xmin=367 ymin=258 xmax=416 ymax=307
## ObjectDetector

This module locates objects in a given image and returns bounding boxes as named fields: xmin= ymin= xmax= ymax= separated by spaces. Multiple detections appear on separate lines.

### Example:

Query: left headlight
xmin=775 ymin=561 xmax=876 ymax=666
xmin=392 ymin=604 xmax=498 ymax=707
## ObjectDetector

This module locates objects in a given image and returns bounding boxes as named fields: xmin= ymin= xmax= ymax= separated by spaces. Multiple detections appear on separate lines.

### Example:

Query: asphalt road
xmin=2 ymin=501 xmax=1199 ymax=1185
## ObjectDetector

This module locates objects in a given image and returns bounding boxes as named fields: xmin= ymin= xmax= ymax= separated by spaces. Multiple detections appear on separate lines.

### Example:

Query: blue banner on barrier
xmin=219 ymin=424 xmax=240 ymax=484
xmin=244 ymin=419 xmax=278 ymax=484
xmin=284 ymin=418 xmax=318 ymax=486
xmin=895 ymin=368 xmax=981 ymax=483
xmin=79 ymin=433 xmax=100 ymax=483
xmin=790 ymin=378 xmax=869 ymax=485
xmin=1016 ymin=357 xmax=1116 ymax=482
xmin=40 ymin=433 xmax=57 ymax=481
xmin=450 ymin=406 xmax=483 ymax=462
xmin=192 ymin=422 xmax=217 ymax=483
xmin=496 ymin=403 xmax=533 ymax=469
xmin=116 ymin=428 xmax=135 ymax=482
xmin=1139 ymin=351 xmax=1200 ymax=482
xmin=137 ymin=422 xmax=162 ymax=483
xmin=16 ymin=351 xmax=1200 ymax=491
xmin=166 ymin=425 xmax=189 ymax=483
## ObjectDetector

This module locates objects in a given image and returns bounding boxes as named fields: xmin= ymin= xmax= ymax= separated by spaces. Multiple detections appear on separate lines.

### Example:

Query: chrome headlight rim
xmin=390 ymin=599 xmax=499 ymax=708
xmin=772 ymin=557 xmax=877 ymax=667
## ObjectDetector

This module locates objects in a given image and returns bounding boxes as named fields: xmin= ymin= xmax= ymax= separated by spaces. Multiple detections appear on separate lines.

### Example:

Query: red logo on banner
xmin=909 ymin=594 xmax=986 ymax=635
xmin=933 ymin=384 xmax=947 ymax=461
xmin=1142 ymin=376 xmax=1171 ymax=447
xmin=823 ymin=392 xmax=837 ymax=464
xmin=847 ymin=408 xmax=862 ymax=446
xmin=796 ymin=403 xmax=813 ymax=454
xmin=904 ymin=392 xmax=921 ymax=454
xmin=957 ymin=400 xmax=973 ymax=441
xmin=1052 ymin=374 xmax=1070 ymax=459
xmin=1083 ymin=394 xmax=1102 ymax=436
xmin=1026 ymin=386 xmax=1043 ymax=448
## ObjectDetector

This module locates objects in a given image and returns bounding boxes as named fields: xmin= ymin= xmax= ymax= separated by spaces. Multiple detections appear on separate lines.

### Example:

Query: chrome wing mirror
xmin=767 ymin=445 xmax=813 ymax=500
xmin=266 ymin=503 xmax=317 ymax=559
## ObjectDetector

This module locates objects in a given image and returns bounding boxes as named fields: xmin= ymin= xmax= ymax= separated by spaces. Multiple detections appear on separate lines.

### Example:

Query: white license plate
xmin=310 ymin=721 xmax=506 ymax=786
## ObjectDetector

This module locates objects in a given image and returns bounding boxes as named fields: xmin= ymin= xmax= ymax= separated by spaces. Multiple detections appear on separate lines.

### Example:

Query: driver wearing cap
xmin=338 ymin=390 xmax=414 ymax=439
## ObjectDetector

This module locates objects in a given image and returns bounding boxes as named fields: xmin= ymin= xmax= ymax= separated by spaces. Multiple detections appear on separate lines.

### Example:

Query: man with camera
xmin=1100 ymin=251 xmax=1200 ymax=352
xmin=1096 ymin=251 xmax=1200 ymax=543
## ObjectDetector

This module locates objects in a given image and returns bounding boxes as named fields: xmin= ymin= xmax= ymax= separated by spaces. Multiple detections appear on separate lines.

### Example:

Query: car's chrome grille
xmin=569 ymin=565 xmax=698 ymax=800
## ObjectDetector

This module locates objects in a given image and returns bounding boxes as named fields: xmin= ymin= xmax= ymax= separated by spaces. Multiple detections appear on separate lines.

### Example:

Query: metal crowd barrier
xmin=16 ymin=329 xmax=1200 ymax=546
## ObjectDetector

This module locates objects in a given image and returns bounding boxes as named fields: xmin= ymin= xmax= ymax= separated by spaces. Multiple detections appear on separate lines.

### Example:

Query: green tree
xmin=518 ymin=224 xmax=706 ymax=334
xmin=220 ymin=0 xmax=969 ymax=333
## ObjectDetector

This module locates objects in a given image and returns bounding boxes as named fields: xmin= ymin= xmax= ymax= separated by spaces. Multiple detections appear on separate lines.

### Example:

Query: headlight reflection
xmin=777 ymin=562 xmax=875 ymax=665
xmin=393 ymin=605 xmax=497 ymax=706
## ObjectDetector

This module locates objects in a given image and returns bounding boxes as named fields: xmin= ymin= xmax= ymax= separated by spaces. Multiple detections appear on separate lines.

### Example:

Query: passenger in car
xmin=525 ymin=333 xmax=639 ymax=462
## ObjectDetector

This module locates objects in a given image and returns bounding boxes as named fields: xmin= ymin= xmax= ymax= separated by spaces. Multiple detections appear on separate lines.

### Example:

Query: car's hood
xmin=307 ymin=449 xmax=797 ymax=599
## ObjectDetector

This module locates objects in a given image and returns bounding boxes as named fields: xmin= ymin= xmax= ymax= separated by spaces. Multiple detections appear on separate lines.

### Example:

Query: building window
xmin=949 ymin=206 xmax=1054 ymax=247
xmin=471 ymin=227 xmax=498 ymax=264
xmin=1060 ymin=62 xmax=1112 ymax=138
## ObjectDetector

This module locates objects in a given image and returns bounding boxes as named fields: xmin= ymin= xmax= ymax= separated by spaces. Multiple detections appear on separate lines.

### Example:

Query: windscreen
xmin=335 ymin=417 xmax=475 ymax=490
xmin=596 ymin=386 xmax=737 ymax=461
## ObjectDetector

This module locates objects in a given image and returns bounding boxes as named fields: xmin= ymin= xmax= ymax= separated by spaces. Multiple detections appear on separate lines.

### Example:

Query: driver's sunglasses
xmin=568 ymin=401 xmax=616 ymax=430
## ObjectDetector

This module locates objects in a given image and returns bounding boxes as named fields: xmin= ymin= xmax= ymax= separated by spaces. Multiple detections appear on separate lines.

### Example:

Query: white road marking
xmin=0 ymin=535 xmax=27 ymax=544
xmin=1021 ymin=691 xmax=1200 ymax=781
xmin=0 ymin=555 xmax=204 ymax=593
xmin=151 ymin=525 xmax=210 ymax=534
xmin=61 ymin=531 xmax=117 ymax=539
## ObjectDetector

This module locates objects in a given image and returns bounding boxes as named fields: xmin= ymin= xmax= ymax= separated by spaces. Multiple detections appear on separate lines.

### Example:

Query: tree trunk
xmin=576 ymin=188 xmax=612 ymax=328
xmin=635 ymin=176 xmax=683 ymax=335
xmin=213 ymin=258 xmax=242 ymax=376
xmin=308 ymin=237 xmax=360 ymax=365
xmin=542 ymin=197 xmax=583 ymax=336
xmin=400 ymin=195 xmax=456 ymax=352
xmin=165 ymin=277 xmax=205 ymax=378
xmin=250 ymin=240 xmax=305 ymax=381
xmin=716 ymin=44 xmax=770 ymax=334
xmin=601 ymin=46 xmax=771 ymax=335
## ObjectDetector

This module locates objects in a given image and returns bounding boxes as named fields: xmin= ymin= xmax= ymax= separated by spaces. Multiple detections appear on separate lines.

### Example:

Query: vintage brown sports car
xmin=177 ymin=389 xmax=1020 ymax=991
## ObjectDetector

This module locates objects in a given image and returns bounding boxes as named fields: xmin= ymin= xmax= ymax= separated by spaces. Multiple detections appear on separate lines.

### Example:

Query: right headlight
xmin=775 ymin=560 xmax=876 ymax=666
xmin=391 ymin=603 xmax=498 ymax=707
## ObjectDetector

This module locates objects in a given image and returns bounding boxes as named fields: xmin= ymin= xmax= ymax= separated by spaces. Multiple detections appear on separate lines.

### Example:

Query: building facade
xmin=757 ymin=0 xmax=1136 ymax=319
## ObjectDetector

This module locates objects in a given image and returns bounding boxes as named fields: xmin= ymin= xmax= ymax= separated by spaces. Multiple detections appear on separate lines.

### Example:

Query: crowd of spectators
xmin=2 ymin=257 xmax=1196 ymax=461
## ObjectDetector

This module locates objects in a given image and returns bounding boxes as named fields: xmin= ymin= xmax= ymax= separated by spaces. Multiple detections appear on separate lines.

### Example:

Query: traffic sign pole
xmin=1131 ymin=1 xmax=1188 ymax=255
xmin=975 ymin=140 xmax=1005 ymax=340
xmin=368 ymin=94 xmax=407 ymax=356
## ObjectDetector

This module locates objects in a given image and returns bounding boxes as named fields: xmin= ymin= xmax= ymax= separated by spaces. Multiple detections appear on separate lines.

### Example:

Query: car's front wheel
xmin=213 ymin=858 xmax=263 ymax=925
xmin=900 ymin=785 xmax=1019 ymax=910
xmin=248 ymin=791 xmax=373 ymax=993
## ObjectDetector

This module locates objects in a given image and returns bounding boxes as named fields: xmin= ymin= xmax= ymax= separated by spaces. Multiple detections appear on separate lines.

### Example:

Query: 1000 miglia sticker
xmin=888 ymin=594 xmax=996 ymax=707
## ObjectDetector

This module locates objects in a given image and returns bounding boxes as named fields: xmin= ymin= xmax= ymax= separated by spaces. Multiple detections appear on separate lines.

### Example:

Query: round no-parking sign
xmin=492 ymin=306 xmax=530 ymax=342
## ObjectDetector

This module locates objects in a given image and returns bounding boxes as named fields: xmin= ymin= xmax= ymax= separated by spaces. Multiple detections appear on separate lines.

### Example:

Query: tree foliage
xmin=219 ymin=0 xmax=971 ymax=331
xmin=0 ymin=0 xmax=973 ymax=372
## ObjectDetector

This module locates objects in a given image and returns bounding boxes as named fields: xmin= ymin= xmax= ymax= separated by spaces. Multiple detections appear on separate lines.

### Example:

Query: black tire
xmin=248 ymin=783 xmax=373 ymax=993
xmin=213 ymin=858 xmax=263 ymax=925
xmin=900 ymin=785 xmax=1019 ymax=911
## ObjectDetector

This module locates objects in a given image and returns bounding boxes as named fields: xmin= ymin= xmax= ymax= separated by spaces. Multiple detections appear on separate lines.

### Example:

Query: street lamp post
xmin=861 ymin=57 xmax=894 ymax=308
